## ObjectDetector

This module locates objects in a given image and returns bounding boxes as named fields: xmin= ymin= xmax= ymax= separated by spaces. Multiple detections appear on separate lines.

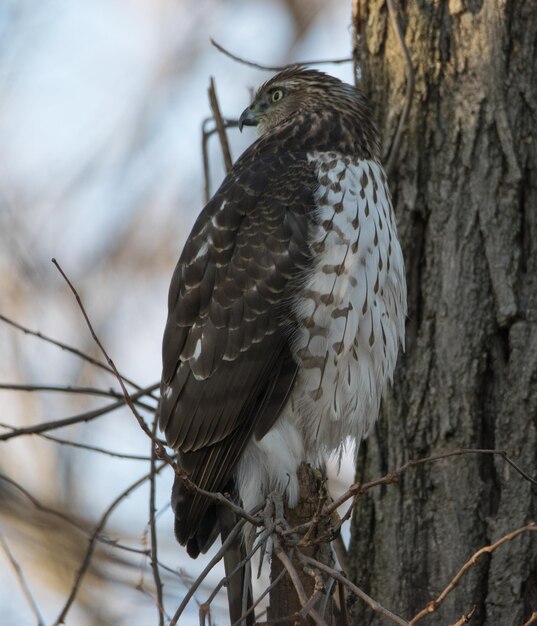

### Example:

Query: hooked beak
xmin=238 ymin=106 xmax=258 ymax=132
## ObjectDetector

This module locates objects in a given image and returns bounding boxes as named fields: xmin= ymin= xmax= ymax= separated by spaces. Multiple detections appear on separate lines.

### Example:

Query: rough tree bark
xmin=268 ymin=464 xmax=335 ymax=623
xmin=349 ymin=1 xmax=537 ymax=624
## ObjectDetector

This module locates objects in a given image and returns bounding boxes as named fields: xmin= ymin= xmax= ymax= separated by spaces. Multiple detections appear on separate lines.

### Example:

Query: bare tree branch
xmin=149 ymin=413 xmax=165 ymax=626
xmin=273 ymin=541 xmax=328 ymax=626
xmin=169 ymin=515 xmax=247 ymax=625
xmin=0 ymin=312 xmax=154 ymax=396
xmin=52 ymin=464 xmax=165 ymax=625
xmin=0 ymin=382 xmax=157 ymax=411
xmin=0 ymin=424 xmax=151 ymax=460
xmin=211 ymin=39 xmax=352 ymax=71
xmin=299 ymin=554 xmax=408 ymax=626
xmin=408 ymin=523 xmax=537 ymax=625
xmin=352 ymin=0 xmax=361 ymax=86
xmin=448 ymin=606 xmax=477 ymax=626
xmin=0 ymin=532 xmax=46 ymax=626
xmin=230 ymin=569 xmax=286 ymax=626
xmin=202 ymin=118 xmax=240 ymax=202
xmin=523 ymin=612 xmax=537 ymax=626
xmin=208 ymin=77 xmax=233 ymax=173
xmin=323 ymin=447 xmax=537 ymax=518
xmin=52 ymin=258 xmax=158 ymax=444
xmin=0 ymin=383 xmax=159 ymax=441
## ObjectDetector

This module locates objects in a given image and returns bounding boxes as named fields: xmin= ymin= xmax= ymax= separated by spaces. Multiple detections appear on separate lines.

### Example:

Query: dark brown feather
xmin=160 ymin=150 xmax=316 ymax=548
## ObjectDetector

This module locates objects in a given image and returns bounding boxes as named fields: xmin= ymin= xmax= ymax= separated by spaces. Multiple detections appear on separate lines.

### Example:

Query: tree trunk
xmin=349 ymin=1 xmax=537 ymax=624
xmin=268 ymin=464 xmax=335 ymax=624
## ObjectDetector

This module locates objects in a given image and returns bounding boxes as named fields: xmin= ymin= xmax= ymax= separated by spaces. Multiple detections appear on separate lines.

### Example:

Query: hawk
xmin=160 ymin=67 xmax=406 ymax=621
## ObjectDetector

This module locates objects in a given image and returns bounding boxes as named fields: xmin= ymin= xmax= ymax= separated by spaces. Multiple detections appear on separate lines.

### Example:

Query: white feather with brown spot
xmin=236 ymin=153 xmax=406 ymax=511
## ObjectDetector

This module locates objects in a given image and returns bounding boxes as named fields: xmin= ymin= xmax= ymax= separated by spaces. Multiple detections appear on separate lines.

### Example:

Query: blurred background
xmin=0 ymin=1 xmax=357 ymax=624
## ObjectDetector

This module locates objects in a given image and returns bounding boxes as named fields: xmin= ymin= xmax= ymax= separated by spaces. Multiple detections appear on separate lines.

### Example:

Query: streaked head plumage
xmin=238 ymin=66 xmax=379 ymax=158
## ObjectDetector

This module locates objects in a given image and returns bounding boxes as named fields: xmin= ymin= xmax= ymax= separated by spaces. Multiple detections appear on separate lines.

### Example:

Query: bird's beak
xmin=238 ymin=106 xmax=258 ymax=132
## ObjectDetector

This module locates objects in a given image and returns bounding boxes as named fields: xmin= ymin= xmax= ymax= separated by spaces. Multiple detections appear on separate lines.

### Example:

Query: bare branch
xmin=0 ymin=383 xmax=159 ymax=441
xmin=299 ymin=554 xmax=408 ymax=626
xmin=408 ymin=523 xmax=537 ymax=625
xmin=149 ymin=413 xmax=165 ymax=626
xmin=230 ymin=569 xmax=286 ymax=626
xmin=0 ymin=424 xmax=151 ymax=460
xmin=523 ymin=612 xmax=537 ymax=626
xmin=52 ymin=465 xmax=165 ymax=625
xmin=324 ymin=448 xmax=537 ymax=518
xmin=211 ymin=39 xmax=352 ymax=71
xmin=385 ymin=0 xmax=415 ymax=177
xmin=273 ymin=539 xmax=328 ymax=626
xmin=203 ymin=526 xmax=269 ymax=610
xmin=202 ymin=117 xmax=213 ymax=203
xmin=0 ymin=312 xmax=154 ymax=396
xmin=0 ymin=382 xmax=157 ymax=411
xmin=333 ymin=534 xmax=350 ymax=574
xmin=448 ymin=606 xmax=477 ymax=626
xmin=202 ymin=118 xmax=239 ymax=202
xmin=0 ymin=532 xmax=46 ymax=626
xmin=169 ymin=515 xmax=247 ymax=625
xmin=351 ymin=0 xmax=361 ymax=86
xmin=208 ymin=77 xmax=233 ymax=174
xmin=52 ymin=258 xmax=157 ymax=443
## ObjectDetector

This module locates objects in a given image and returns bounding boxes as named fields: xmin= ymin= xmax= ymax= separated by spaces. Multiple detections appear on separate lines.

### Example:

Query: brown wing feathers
xmin=159 ymin=152 xmax=316 ymax=551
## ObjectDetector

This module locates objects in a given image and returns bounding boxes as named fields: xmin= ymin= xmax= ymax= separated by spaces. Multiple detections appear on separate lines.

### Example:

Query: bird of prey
xmin=159 ymin=67 xmax=406 ymax=622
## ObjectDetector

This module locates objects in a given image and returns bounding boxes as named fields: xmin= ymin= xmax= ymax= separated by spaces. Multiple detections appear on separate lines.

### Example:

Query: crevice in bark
xmin=518 ymin=167 xmax=530 ymax=277
xmin=404 ymin=210 xmax=427 ymax=351
xmin=522 ymin=570 xmax=537 ymax=618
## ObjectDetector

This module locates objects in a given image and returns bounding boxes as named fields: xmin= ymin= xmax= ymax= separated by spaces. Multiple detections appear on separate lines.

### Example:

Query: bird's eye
xmin=271 ymin=89 xmax=284 ymax=103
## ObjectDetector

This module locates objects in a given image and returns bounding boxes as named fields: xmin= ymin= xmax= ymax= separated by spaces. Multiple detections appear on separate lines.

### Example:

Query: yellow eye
xmin=271 ymin=89 xmax=284 ymax=102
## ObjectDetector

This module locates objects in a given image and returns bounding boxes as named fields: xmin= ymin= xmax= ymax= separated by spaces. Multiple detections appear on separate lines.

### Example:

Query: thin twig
xmin=333 ymin=534 xmax=350 ymax=574
xmin=299 ymin=589 xmax=324 ymax=619
xmin=0 ymin=313 xmax=154 ymax=396
xmin=202 ymin=117 xmax=213 ymax=203
xmin=0 ymin=472 xmax=97 ymax=532
xmin=273 ymin=538 xmax=328 ymax=626
xmin=0 ymin=532 xmax=46 ymax=626
xmin=202 ymin=118 xmax=239 ymax=202
xmin=352 ymin=0 xmax=361 ymax=86
xmin=211 ymin=39 xmax=352 ymax=71
xmin=324 ymin=448 xmax=537 ymax=517
xmin=208 ymin=78 xmax=233 ymax=173
xmin=385 ymin=0 xmax=415 ymax=177
xmin=0 ymin=383 xmax=159 ymax=441
xmin=149 ymin=413 xmax=165 ymax=626
xmin=52 ymin=464 xmax=165 ymax=625
xmin=0 ymin=423 xmax=151 ymax=460
xmin=169 ymin=515 xmax=247 ymax=625
xmin=523 ymin=612 xmax=537 ymax=626
xmin=0 ymin=382 xmax=156 ymax=411
xmin=204 ymin=526 xmax=269 ymax=609
xmin=408 ymin=523 xmax=537 ymax=625
xmin=337 ymin=579 xmax=349 ymax=626
xmin=283 ymin=448 xmax=537 ymax=540
xmin=0 ymin=472 xmax=184 ymax=580
xmin=300 ymin=554 xmax=408 ymax=626
xmin=52 ymin=258 xmax=157 ymax=443
xmin=230 ymin=569 xmax=286 ymax=626
xmin=448 ymin=606 xmax=477 ymax=626
xmin=51 ymin=261 xmax=259 ymax=525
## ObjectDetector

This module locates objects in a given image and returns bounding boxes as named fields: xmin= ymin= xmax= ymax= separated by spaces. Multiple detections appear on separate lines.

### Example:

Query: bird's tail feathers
xmin=218 ymin=505 xmax=254 ymax=626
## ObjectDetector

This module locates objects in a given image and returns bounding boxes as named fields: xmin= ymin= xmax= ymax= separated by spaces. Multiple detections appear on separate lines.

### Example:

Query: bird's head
xmin=239 ymin=66 xmax=357 ymax=135
xmin=238 ymin=66 xmax=379 ymax=158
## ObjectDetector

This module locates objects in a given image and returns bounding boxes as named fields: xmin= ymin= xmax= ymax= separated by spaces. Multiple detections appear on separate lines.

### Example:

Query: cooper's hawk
xmin=160 ymin=67 xmax=406 ymax=622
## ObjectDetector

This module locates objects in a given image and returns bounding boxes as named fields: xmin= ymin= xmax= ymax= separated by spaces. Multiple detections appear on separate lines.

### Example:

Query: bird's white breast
xmin=236 ymin=152 xmax=406 ymax=511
